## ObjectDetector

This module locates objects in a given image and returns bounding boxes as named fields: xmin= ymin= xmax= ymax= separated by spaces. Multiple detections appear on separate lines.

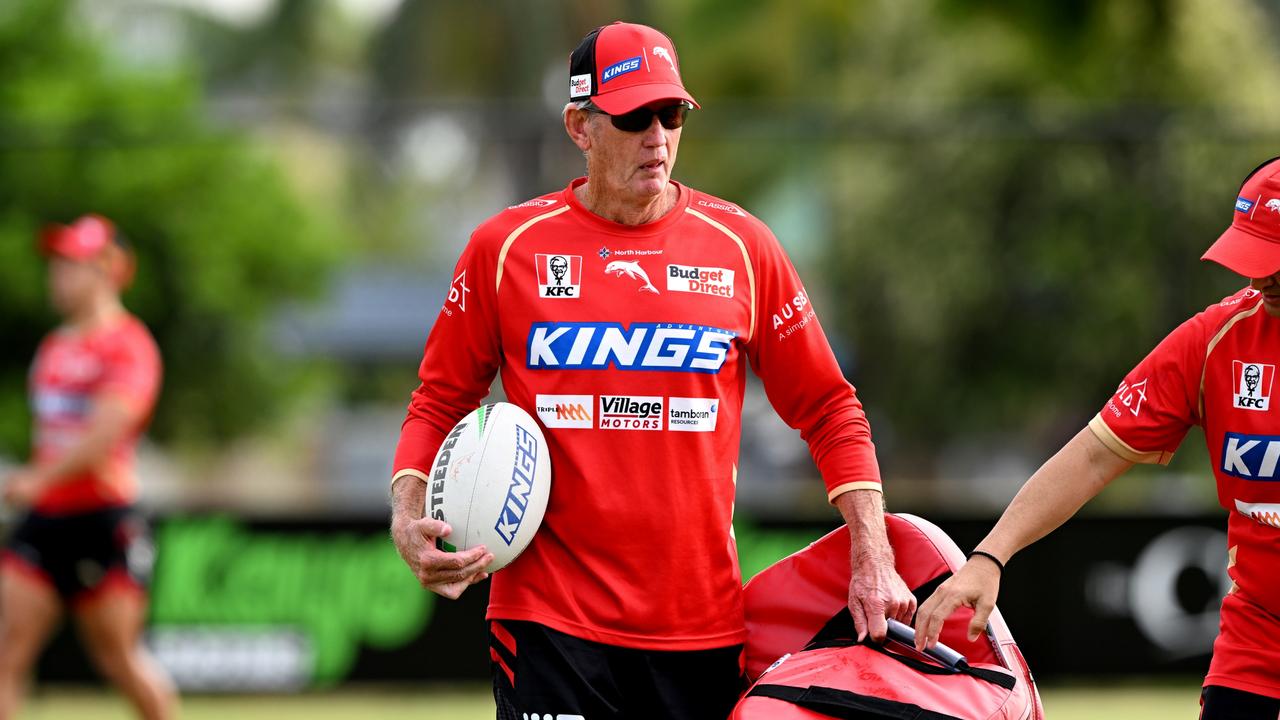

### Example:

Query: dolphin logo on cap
xmin=652 ymin=46 xmax=676 ymax=73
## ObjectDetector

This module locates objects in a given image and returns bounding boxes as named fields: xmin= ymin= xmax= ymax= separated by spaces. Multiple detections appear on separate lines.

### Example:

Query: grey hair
xmin=562 ymin=98 xmax=600 ymax=121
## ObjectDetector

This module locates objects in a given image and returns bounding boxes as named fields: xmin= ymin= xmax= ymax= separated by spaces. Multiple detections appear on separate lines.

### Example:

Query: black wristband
xmin=968 ymin=550 xmax=1005 ymax=573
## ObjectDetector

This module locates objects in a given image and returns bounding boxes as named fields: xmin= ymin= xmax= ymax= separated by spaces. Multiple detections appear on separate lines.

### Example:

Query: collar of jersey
xmin=562 ymin=176 xmax=691 ymax=237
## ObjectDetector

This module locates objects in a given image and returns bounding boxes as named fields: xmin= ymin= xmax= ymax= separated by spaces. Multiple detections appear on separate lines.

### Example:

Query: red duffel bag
xmin=732 ymin=513 xmax=1044 ymax=720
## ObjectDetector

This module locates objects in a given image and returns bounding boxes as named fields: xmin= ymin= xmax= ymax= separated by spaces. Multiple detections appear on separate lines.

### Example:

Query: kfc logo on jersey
xmin=599 ymin=395 xmax=663 ymax=430
xmin=1221 ymin=433 xmax=1280 ymax=480
xmin=668 ymin=397 xmax=718 ymax=432
xmin=526 ymin=322 xmax=735 ymax=374
xmin=536 ymin=254 xmax=582 ymax=299
xmin=534 ymin=394 xmax=593 ymax=429
xmin=667 ymin=264 xmax=734 ymax=298
xmin=605 ymin=260 xmax=659 ymax=294
xmin=444 ymin=270 xmax=470 ymax=316
xmin=1232 ymin=361 xmax=1274 ymax=411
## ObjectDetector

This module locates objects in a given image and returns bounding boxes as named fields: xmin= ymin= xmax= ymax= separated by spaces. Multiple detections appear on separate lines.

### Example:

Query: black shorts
xmin=489 ymin=620 xmax=743 ymax=720
xmin=1202 ymin=685 xmax=1280 ymax=719
xmin=1 ymin=505 xmax=154 ymax=604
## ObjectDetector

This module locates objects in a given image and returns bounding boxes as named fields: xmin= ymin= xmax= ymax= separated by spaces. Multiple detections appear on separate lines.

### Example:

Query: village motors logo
xmin=1233 ymin=360 xmax=1274 ymax=412
xmin=535 ymin=254 xmax=582 ymax=299
xmin=599 ymin=395 xmax=663 ymax=430
xmin=534 ymin=394 xmax=593 ymax=429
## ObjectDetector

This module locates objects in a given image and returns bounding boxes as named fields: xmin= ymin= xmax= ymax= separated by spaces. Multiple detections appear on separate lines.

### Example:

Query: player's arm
xmin=389 ymin=231 xmax=501 ymax=599
xmin=742 ymin=221 xmax=913 ymax=642
xmin=914 ymin=427 xmax=1132 ymax=649
xmin=834 ymin=487 xmax=915 ymax=642
xmin=4 ymin=391 xmax=145 ymax=505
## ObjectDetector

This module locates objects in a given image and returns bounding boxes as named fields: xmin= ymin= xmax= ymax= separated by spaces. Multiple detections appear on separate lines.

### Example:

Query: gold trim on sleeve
xmin=1087 ymin=414 xmax=1172 ymax=465
xmin=495 ymin=205 xmax=571 ymax=292
xmin=826 ymin=481 xmax=884 ymax=503
xmin=685 ymin=207 xmax=757 ymax=343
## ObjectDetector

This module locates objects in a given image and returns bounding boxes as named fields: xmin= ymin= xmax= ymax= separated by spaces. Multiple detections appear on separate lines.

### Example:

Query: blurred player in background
xmin=389 ymin=20 xmax=914 ymax=720
xmin=915 ymin=157 xmax=1280 ymax=719
xmin=0 ymin=215 xmax=175 ymax=720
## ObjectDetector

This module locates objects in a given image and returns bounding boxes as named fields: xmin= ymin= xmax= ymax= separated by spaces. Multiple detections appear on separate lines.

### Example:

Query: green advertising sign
xmin=150 ymin=516 xmax=433 ymax=687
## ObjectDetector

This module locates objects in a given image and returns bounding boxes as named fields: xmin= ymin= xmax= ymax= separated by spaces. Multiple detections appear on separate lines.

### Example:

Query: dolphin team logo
xmin=1233 ymin=360 xmax=1275 ymax=412
xmin=1267 ymin=198 xmax=1280 ymax=213
xmin=652 ymin=46 xmax=676 ymax=73
xmin=605 ymin=260 xmax=659 ymax=294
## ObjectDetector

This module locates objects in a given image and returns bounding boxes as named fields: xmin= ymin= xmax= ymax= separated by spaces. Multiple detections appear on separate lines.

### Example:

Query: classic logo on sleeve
xmin=667 ymin=264 xmax=734 ymax=298
xmin=534 ymin=394 xmax=593 ymax=429
xmin=535 ymin=254 xmax=582 ymax=299
xmin=1232 ymin=361 xmax=1274 ymax=411
xmin=668 ymin=397 xmax=718 ymax=432
xmin=1221 ymin=432 xmax=1280 ymax=480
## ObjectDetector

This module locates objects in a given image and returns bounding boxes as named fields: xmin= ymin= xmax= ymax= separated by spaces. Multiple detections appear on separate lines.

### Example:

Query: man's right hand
xmin=391 ymin=515 xmax=494 ymax=600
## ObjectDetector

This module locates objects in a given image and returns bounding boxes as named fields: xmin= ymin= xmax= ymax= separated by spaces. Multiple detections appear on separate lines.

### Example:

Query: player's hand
xmin=391 ymin=515 xmax=494 ymax=600
xmin=848 ymin=552 xmax=916 ymax=644
xmin=2 ymin=467 xmax=48 ymax=507
xmin=913 ymin=556 xmax=1001 ymax=651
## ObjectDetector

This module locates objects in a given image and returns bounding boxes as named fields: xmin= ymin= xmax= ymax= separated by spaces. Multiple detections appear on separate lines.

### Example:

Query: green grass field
xmin=16 ymin=681 xmax=1206 ymax=719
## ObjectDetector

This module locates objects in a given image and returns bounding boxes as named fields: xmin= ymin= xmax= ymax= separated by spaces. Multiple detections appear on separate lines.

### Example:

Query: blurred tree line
xmin=0 ymin=0 xmax=343 ymax=455
xmin=4 ymin=0 xmax=1280 ymax=492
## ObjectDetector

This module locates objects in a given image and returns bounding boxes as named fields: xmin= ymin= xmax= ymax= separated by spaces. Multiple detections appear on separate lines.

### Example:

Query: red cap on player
xmin=568 ymin=21 xmax=699 ymax=115
xmin=39 ymin=214 xmax=118 ymax=261
xmin=1203 ymin=157 xmax=1280 ymax=278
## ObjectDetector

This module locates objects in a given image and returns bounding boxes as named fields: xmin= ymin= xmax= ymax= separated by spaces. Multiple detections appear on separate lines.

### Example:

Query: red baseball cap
xmin=568 ymin=21 xmax=699 ymax=115
xmin=39 ymin=214 xmax=117 ymax=261
xmin=1203 ymin=157 xmax=1280 ymax=278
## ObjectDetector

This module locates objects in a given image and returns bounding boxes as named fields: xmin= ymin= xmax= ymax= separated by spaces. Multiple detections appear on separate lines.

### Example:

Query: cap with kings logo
xmin=568 ymin=21 xmax=699 ymax=114
xmin=1203 ymin=156 xmax=1280 ymax=278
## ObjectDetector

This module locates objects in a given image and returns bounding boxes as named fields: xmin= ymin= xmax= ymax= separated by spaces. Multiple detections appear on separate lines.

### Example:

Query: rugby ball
xmin=424 ymin=402 xmax=551 ymax=572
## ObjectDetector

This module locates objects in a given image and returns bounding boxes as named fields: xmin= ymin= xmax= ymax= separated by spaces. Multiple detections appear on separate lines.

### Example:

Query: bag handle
xmin=805 ymin=610 xmax=1015 ymax=692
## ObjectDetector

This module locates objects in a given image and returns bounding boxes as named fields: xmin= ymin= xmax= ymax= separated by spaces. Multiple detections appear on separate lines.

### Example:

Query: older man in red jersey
xmin=1 ymin=215 xmax=175 ymax=719
xmin=389 ymin=22 xmax=913 ymax=719
xmin=916 ymin=157 xmax=1280 ymax=719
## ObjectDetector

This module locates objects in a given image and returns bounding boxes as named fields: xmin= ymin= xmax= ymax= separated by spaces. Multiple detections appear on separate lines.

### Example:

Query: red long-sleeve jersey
xmin=393 ymin=178 xmax=881 ymax=650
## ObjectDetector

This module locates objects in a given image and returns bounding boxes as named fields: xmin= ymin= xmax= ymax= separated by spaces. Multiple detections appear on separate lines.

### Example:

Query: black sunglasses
xmin=588 ymin=102 xmax=692 ymax=133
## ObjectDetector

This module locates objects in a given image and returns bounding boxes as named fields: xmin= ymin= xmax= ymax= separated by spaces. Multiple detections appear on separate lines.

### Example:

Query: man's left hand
xmin=848 ymin=550 xmax=915 ymax=643
xmin=835 ymin=488 xmax=916 ymax=643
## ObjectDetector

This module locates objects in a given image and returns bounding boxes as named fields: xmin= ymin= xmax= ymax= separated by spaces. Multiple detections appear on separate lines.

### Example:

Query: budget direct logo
xmin=535 ymin=254 xmax=582 ymax=299
xmin=534 ymin=394 xmax=593 ymax=429
xmin=526 ymin=322 xmax=736 ymax=373
xmin=601 ymin=56 xmax=641 ymax=84
xmin=667 ymin=264 xmax=734 ymax=298
xmin=599 ymin=395 xmax=663 ymax=430
xmin=668 ymin=397 xmax=718 ymax=432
